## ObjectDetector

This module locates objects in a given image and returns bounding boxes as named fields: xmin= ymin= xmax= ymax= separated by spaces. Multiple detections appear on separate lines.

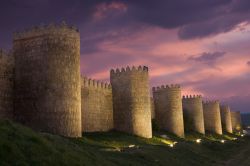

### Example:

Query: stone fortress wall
xmin=182 ymin=95 xmax=205 ymax=134
xmin=150 ymin=97 xmax=155 ymax=119
xmin=13 ymin=23 xmax=82 ymax=137
xmin=220 ymin=105 xmax=233 ymax=133
xmin=0 ymin=50 xmax=14 ymax=120
xmin=231 ymin=111 xmax=242 ymax=132
xmin=81 ymin=76 xmax=113 ymax=132
xmin=153 ymin=85 xmax=185 ymax=138
xmin=110 ymin=66 xmax=152 ymax=138
xmin=203 ymin=101 xmax=222 ymax=135
xmin=0 ymin=22 xmax=243 ymax=139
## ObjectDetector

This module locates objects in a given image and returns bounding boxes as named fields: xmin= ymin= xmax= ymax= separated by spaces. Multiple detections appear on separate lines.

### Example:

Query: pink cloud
xmin=93 ymin=2 xmax=127 ymax=21
xmin=80 ymin=23 xmax=250 ymax=102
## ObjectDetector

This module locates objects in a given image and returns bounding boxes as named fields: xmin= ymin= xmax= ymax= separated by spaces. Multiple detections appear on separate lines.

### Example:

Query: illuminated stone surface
xmin=183 ymin=95 xmax=205 ymax=134
xmin=110 ymin=66 xmax=152 ymax=138
xmin=220 ymin=105 xmax=233 ymax=133
xmin=153 ymin=85 xmax=184 ymax=138
xmin=231 ymin=111 xmax=242 ymax=132
xmin=81 ymin=76 xmax=113 ymax=132
xmin=13 ymin=23 xmax=81 ymax=137
xmin=203 ymin=101 xmax=222 ymax=135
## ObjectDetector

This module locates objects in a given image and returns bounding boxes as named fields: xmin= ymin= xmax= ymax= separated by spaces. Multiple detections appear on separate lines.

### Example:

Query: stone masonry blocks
xmin=13 ymin=23 xmax=82 ymax=137
xmin=220 ymin=105 xmax=233 ymax=133
xmin=81 ymin=76 xmax=113 ymax=132
xmin=231 ymin=111 xmax=242 ymax=132
xmin=0 ymin=50 xmax=14 ymax=120
xmin=203 ymin=101 xmax=222 ymax=135
xmin=110 ymin=66 xmax=152 ymax=138
xmin=182 ymin=95 xmax=205 ymax=134
xmin=153 ymin=85 xmax=185 ymax=138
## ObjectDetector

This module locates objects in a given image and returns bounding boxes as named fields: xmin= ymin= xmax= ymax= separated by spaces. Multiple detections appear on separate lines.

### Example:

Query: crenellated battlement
xmin=13 ymin=21 xmax=79 ymax=41
xmin=182 ymin=95 xmax=202 ymax=99
xmin=81 ymin=76 xmax=111 ymax=90
xmin=202 ymin=100 xmax=219 ymax=105
xmin=152 ymin=84 xmax=181 ymax=92
xmin=110 ymin=65 xmax=148 ymax=76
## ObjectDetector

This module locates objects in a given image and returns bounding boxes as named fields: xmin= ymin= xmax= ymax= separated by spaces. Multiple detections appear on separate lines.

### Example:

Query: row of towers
xmin=152 ymin=87 xmax=242 ymax=138
xmin=0 ymin=23 xmax=243 ymax=138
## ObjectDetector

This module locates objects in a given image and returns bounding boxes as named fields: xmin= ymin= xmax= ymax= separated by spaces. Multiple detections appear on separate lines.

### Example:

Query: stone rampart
xmin=81 ymin=76 xmax=113 ymax=132
xmin=153 ymin=85 xmax=184 ymax=138
xmin=13 ymin=23 xmax=81 ymax=137
xmin=0 ymin=50 xmax=14 ymax=120
xmin=220 ymin=105 xmax=233 ymax=133
xmin=203 ymin=101 xmax=222 ymax=135
xmin=182 ymin=95 xmax=205 ymax=134
xmin=110 ymin=66 xmax=152 ymax=138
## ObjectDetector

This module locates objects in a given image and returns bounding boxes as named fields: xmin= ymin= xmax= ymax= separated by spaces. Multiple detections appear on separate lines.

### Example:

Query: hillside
xmin=0 ymin=120 xmax=250 ymax=166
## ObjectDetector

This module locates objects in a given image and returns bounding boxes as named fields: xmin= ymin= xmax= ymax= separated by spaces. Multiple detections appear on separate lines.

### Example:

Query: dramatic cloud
xmin=92 ymin=1 xmax=127 ymax=21
xmin=1 ymin=0 xmax=250 ymax=112
xmin=188 ymin=52 xmax=226 ymax=65
xmin=125 ymin=0 xmax=250 ymax=39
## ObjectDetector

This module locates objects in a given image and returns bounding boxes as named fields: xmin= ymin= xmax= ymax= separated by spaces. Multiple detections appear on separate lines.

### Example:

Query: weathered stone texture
xmin=110 ymin=66 xmax=152 ymax=138
xmin=231 ymin=111 xmax=242 ymax=132
xmin=13 ymin=23 xmax=81 ymax=137
xmin=153 ymin=85 xmax=185 ymax=138
xmin=81 ymin=77 xmax=113 ymax=132
xmin=203 ymin=101 xmax=222 ymax=135
xmin=182 ymin=95 xmax=205 ymax=134
xmin=0 ymin=50 xmax=14 ymax=120
xmin=150 ymin=97 xmax=155 ymax=119
xmin=220 ymin=105 xmax=233 ymax=133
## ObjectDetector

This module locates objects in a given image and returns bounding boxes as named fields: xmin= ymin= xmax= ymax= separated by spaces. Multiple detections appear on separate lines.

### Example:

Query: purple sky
xmin=0 ymin=0 xmax=250 ymax=113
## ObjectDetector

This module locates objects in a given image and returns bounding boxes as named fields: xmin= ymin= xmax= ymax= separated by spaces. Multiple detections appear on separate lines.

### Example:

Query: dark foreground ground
xmin=0 ymin=120 xmax=250 ymax=166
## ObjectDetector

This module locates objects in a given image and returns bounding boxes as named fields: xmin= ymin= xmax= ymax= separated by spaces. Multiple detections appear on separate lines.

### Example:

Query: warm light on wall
xmin=220 ymin=140 xmax=225 ymax=143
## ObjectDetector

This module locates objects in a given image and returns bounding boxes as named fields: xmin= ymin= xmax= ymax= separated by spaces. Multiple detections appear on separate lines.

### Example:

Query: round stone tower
xmin=231 ymin=111 xmax=242 ymax=132
xmin=0 ymin=49 xmax=14 ymax=120
xmin=203 ymin=101 xmax=222 ymax=135
xmin=152 ymin=85 xmax=184 ymax=138
xmin=13 ymin=22 xmax=81 ymax=137
xmin=220 ymin=105 xmax=233 ymax=133
xmin=182 ymin=95 xmax=205 ymax=134
xmin=110 ymin=66 xmax=152 ymax=138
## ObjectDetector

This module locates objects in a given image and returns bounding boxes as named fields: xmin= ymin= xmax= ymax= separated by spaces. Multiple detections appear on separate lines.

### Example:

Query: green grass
xmin=0 ymin=120 xmax=250 ymax=166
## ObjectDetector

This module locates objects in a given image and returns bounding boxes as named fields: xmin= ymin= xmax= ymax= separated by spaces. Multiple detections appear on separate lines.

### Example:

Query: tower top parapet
xmin=81 ymin=76 xmax=111 ymax=90
xmin=13 ymin=21 xmax=79 ymax=40
xmin=110 ymin=65 xmax=148 ymax=76
xmin=202 ymin=100 xmax=219 ymax=105
xmin=152 ymin=84 xmax=181 ymax=92
xmin=182 ymin=95 xmax=202 ymax=99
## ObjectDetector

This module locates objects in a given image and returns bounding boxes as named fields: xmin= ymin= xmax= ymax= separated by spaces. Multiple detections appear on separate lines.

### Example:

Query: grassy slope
xmin=0 ymin=120 xmax=250 ymax=166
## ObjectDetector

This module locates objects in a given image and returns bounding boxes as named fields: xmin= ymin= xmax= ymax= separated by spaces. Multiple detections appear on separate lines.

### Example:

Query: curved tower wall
xmin=13 ymin=23 xmax=81 ymax=137
xmin=150 ymin=97 xmax=155 ymax=119
xmin=0 ymin=50 xmax=14 ymax=120
xmin=231 ymin=111 xmax=242 ymax=132
xmin=220 ymin=105 xmax=233 ymax=133
xmin=81 ymin=76 xmax=113 ymax=132
xmin=153 ymin=85 xmax=184 ymax=138
xmin=110 ymin=66 xmax=152 ymax=138
xmin=182 ymin=95 xmax=205 ymax=134
xmin=203 ymin=101 xmax=222 ymax=135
